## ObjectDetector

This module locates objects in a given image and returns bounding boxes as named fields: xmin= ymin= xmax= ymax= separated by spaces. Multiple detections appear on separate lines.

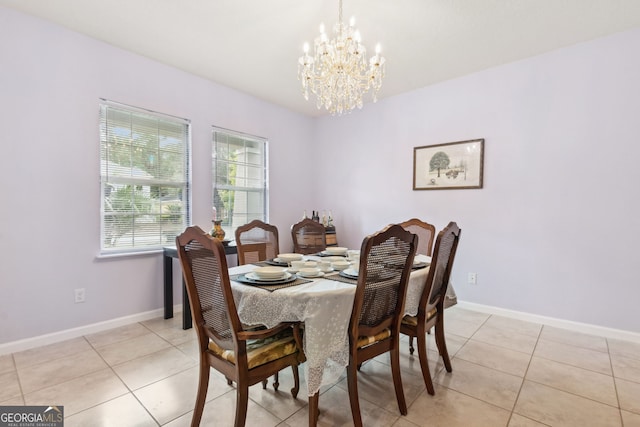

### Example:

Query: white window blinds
xmin=212 ymin=127 xmax=268 ymax=237
xmin=100 ymin=100 xmax=191 ymax=255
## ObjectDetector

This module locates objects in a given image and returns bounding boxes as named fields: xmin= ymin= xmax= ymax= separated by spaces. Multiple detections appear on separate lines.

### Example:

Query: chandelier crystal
xmin=297 ymin=0 xmax=386 ymax=115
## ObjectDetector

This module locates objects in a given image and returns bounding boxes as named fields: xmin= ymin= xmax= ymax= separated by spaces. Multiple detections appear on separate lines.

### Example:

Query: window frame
xmin=99 ymin=100 xmax=191 ymax=256
xmin=212 ymin=126 xmax=269 ymax=238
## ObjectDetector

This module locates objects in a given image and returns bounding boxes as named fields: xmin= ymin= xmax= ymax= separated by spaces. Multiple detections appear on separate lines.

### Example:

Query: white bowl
xmin=298 ymin=267 xmax=321 ymax=277
xmin=277 ymin=253 xmax=303 ymax=263
xmin=253 ymin=266 xmax=286 ymax=279
xmin=331 ymin=261 xmax=350 ymax=270
xmin=325 ymin=246 xmax=348 ymax=255
xmin=290 ymin=260 xmax=307 ymax=270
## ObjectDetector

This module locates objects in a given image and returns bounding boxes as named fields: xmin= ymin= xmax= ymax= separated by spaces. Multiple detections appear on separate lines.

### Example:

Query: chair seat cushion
xmin=357 ymin=328 xmax=391 ymax=349
xmin=401 ymin=308 xmax=437 ymax=327
xmin=208 ymin=329 xmax=299 ymax=369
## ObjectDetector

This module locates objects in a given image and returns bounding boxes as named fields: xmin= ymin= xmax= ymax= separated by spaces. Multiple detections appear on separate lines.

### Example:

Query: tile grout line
xmin=10 ymin=352 xmax=26 ymax=406
xmin=502 ymin=316 xmax=542 ymax=427
xmin=438 ymin=312 xmax=530 ymax=426
xmin=83 ymin=324 xmax=164 ymax=426
xmin=607 ymin=338 xmax=626 ymax=426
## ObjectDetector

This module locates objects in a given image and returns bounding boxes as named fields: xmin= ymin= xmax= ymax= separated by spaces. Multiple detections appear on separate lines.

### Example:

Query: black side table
xmin=164 ymin=244 xmax=237 ymax=329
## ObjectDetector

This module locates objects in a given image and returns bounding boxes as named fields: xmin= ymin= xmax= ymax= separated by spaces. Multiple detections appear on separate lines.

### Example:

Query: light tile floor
xmin=2 ymin=306 xmax=640 ymax=426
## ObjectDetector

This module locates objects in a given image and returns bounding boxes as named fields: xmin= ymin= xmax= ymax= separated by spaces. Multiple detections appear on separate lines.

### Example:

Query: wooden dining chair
xmin=309 ymin=224 xmax=417 ymax=426
xmin=291 ymin=218 xmax=326 ymax=254
xmin=235 ymin=220 xmax=280 ymax=265
xmin=399 ymin=218 xmax=436 ymax=256
xmin=400 ymin=221 xmax=461 ymax=395
xmin=176 ymin=226 xmax=305 ymax=427
xmin=399 ymin=218 xmax=437 ymax=353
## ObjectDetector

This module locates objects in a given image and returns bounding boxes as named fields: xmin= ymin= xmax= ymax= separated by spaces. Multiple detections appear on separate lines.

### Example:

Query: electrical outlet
xmin=74 ymin=288 xmax=86 ymax=303
xmin=468 ymin=273 xmax=477 ymax=285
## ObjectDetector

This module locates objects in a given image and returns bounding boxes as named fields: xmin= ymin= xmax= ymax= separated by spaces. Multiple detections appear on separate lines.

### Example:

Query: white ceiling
xmin=2 ymin=0 xmax=640 ymax=117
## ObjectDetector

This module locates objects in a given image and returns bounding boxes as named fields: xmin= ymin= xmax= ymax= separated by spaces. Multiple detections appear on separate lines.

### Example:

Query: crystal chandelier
xmin=297 ymin=0 xmax=386 ymax=115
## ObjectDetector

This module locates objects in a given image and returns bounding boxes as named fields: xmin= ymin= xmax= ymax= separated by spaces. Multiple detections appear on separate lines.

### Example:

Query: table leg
xmin=182 ymin=279 xmax=192 ymax=330
xmin=163 ymin=253 xmax=173 ymax=319
xmin=309 ymin=392 xmax=319 ymax=426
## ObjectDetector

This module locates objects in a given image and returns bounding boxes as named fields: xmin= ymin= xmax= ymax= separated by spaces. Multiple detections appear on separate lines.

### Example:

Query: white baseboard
xmin=0 ymin=304 xmax=184 ymax=355
xmin=457 ymin=301 xmax=640 ymax=344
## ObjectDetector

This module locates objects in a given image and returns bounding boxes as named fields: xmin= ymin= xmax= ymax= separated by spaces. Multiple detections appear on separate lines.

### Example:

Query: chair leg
xmin=435 ymin=322 xmax=452 ymax=372
xmin=409 ymin=336 xmax=415 ymax=355
xmin=226 ymin=376 xmax=233 ymax=386
xmin=417 ymin=328 xmax=435 ymax=395
xmin=191 ymin=361 xmax=210 ymax=427
xmin=309 ymin=391 xmax=319 ymax=427
xmin=390 ymin=347 xmax=408 ymax=415
xmin=347 ymin=362 xmax=363 ymax=427
xmin=235 ymin=384 xmax=249 ymax=427
xmin=261 ymin=379 xmax=267 ymax=389
xmin=273 ymin=372 xmax=280 ymax=391
xmin=290 ymin=365 xmax=300 ymax=398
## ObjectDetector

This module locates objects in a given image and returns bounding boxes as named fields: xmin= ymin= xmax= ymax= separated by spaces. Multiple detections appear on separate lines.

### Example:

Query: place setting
xmin=338 ymin=265 xmax=359 ymax=280
xmin=232 ymin=266 xmax=312 ymax=291
xmin=264 ymin=252 xmax=304 ymax=267
xmin=412 ymin=255 xmax=431 ymax=269
xmin=317 ymin=246 xmax=349 ymax=257
xmin=290 ymin=260 xmax=335 ymax=278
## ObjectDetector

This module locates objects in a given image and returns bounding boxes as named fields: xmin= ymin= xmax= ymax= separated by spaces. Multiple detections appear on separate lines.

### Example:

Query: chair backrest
xmin=291 ymin=218 xmax=327 ymax=254
xmin=235 ymin=220 xmax=280 ymax=264
xmin=420 ymin=222 xmax=461 ymax=312
xmin=350 ymin=224 xmax=418 ymax=338
xmin=400 ymin=218 xmax=436 ymax=256
xmin=176 ymin=226 xmax=241 ymax=352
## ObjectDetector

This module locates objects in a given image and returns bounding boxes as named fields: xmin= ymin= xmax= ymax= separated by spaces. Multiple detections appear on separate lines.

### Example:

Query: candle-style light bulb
xmin=349 ymin=16 xmax=355 ymax=27
xmin=375 ymin=43 xmax=381 ymax=54
xmin=303 ymin=43 xmax=309 ymax=54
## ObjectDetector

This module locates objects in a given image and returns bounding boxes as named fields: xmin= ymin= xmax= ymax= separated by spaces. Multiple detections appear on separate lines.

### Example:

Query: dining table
xmin=228 ymin=252 xmax=455 ymax=398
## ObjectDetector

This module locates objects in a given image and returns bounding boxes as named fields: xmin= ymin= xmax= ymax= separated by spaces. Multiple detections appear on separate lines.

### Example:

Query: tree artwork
xmin=429 ymin=151 xmax=450 ymax=177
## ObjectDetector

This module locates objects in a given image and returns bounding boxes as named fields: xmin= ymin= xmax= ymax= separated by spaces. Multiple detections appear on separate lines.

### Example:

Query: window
xmin=100 ymin=100 xmax=190 ymax=255
xmin=212 ymin=127 xmax=268 ymax=237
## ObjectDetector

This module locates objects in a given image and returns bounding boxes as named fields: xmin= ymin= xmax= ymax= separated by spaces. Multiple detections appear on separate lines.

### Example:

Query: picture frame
xmin=413 ymin=138 xmax=484 ymax=190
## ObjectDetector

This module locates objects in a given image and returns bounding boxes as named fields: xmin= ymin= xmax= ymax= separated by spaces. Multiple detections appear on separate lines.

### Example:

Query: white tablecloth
xmin=229 ymin=254 xmax=432 ymax=397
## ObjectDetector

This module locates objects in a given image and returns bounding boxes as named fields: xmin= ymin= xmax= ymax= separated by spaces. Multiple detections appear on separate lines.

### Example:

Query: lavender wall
xmin=2 ymin=4 xmax=639 ymax=346
xmin=0 ymin=6 xmax=315 ymax=344
xmin=312 ymin=28 xmax=640 ymax=332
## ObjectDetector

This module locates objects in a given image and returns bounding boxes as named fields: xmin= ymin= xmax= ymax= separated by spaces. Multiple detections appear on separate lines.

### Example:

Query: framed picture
xmin=413 ymin=139 xmax=484 ymax=190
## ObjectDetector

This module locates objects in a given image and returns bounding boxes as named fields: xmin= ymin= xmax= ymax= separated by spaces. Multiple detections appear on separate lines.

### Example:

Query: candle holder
xmin=211 ymin=220 xmax=226 ymax=241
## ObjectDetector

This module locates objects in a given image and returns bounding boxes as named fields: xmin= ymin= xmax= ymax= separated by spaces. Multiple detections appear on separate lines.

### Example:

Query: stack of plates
xmin=276 ymin=253 xmax=304 ymax=263
xmin=324 ymin=246 xmax=348 ymax=255
xmin=241 ymin=271 xmax=294 ymax=284
xmin=298 ymin=267 xmax=324 ymax=278
xmin=339 ymin=268 xmax=359 ymax=279
xmin=414 ymin=256 xmax=432 ymax=265
xmin=252 ymin=267 xmax=287 ymax=280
